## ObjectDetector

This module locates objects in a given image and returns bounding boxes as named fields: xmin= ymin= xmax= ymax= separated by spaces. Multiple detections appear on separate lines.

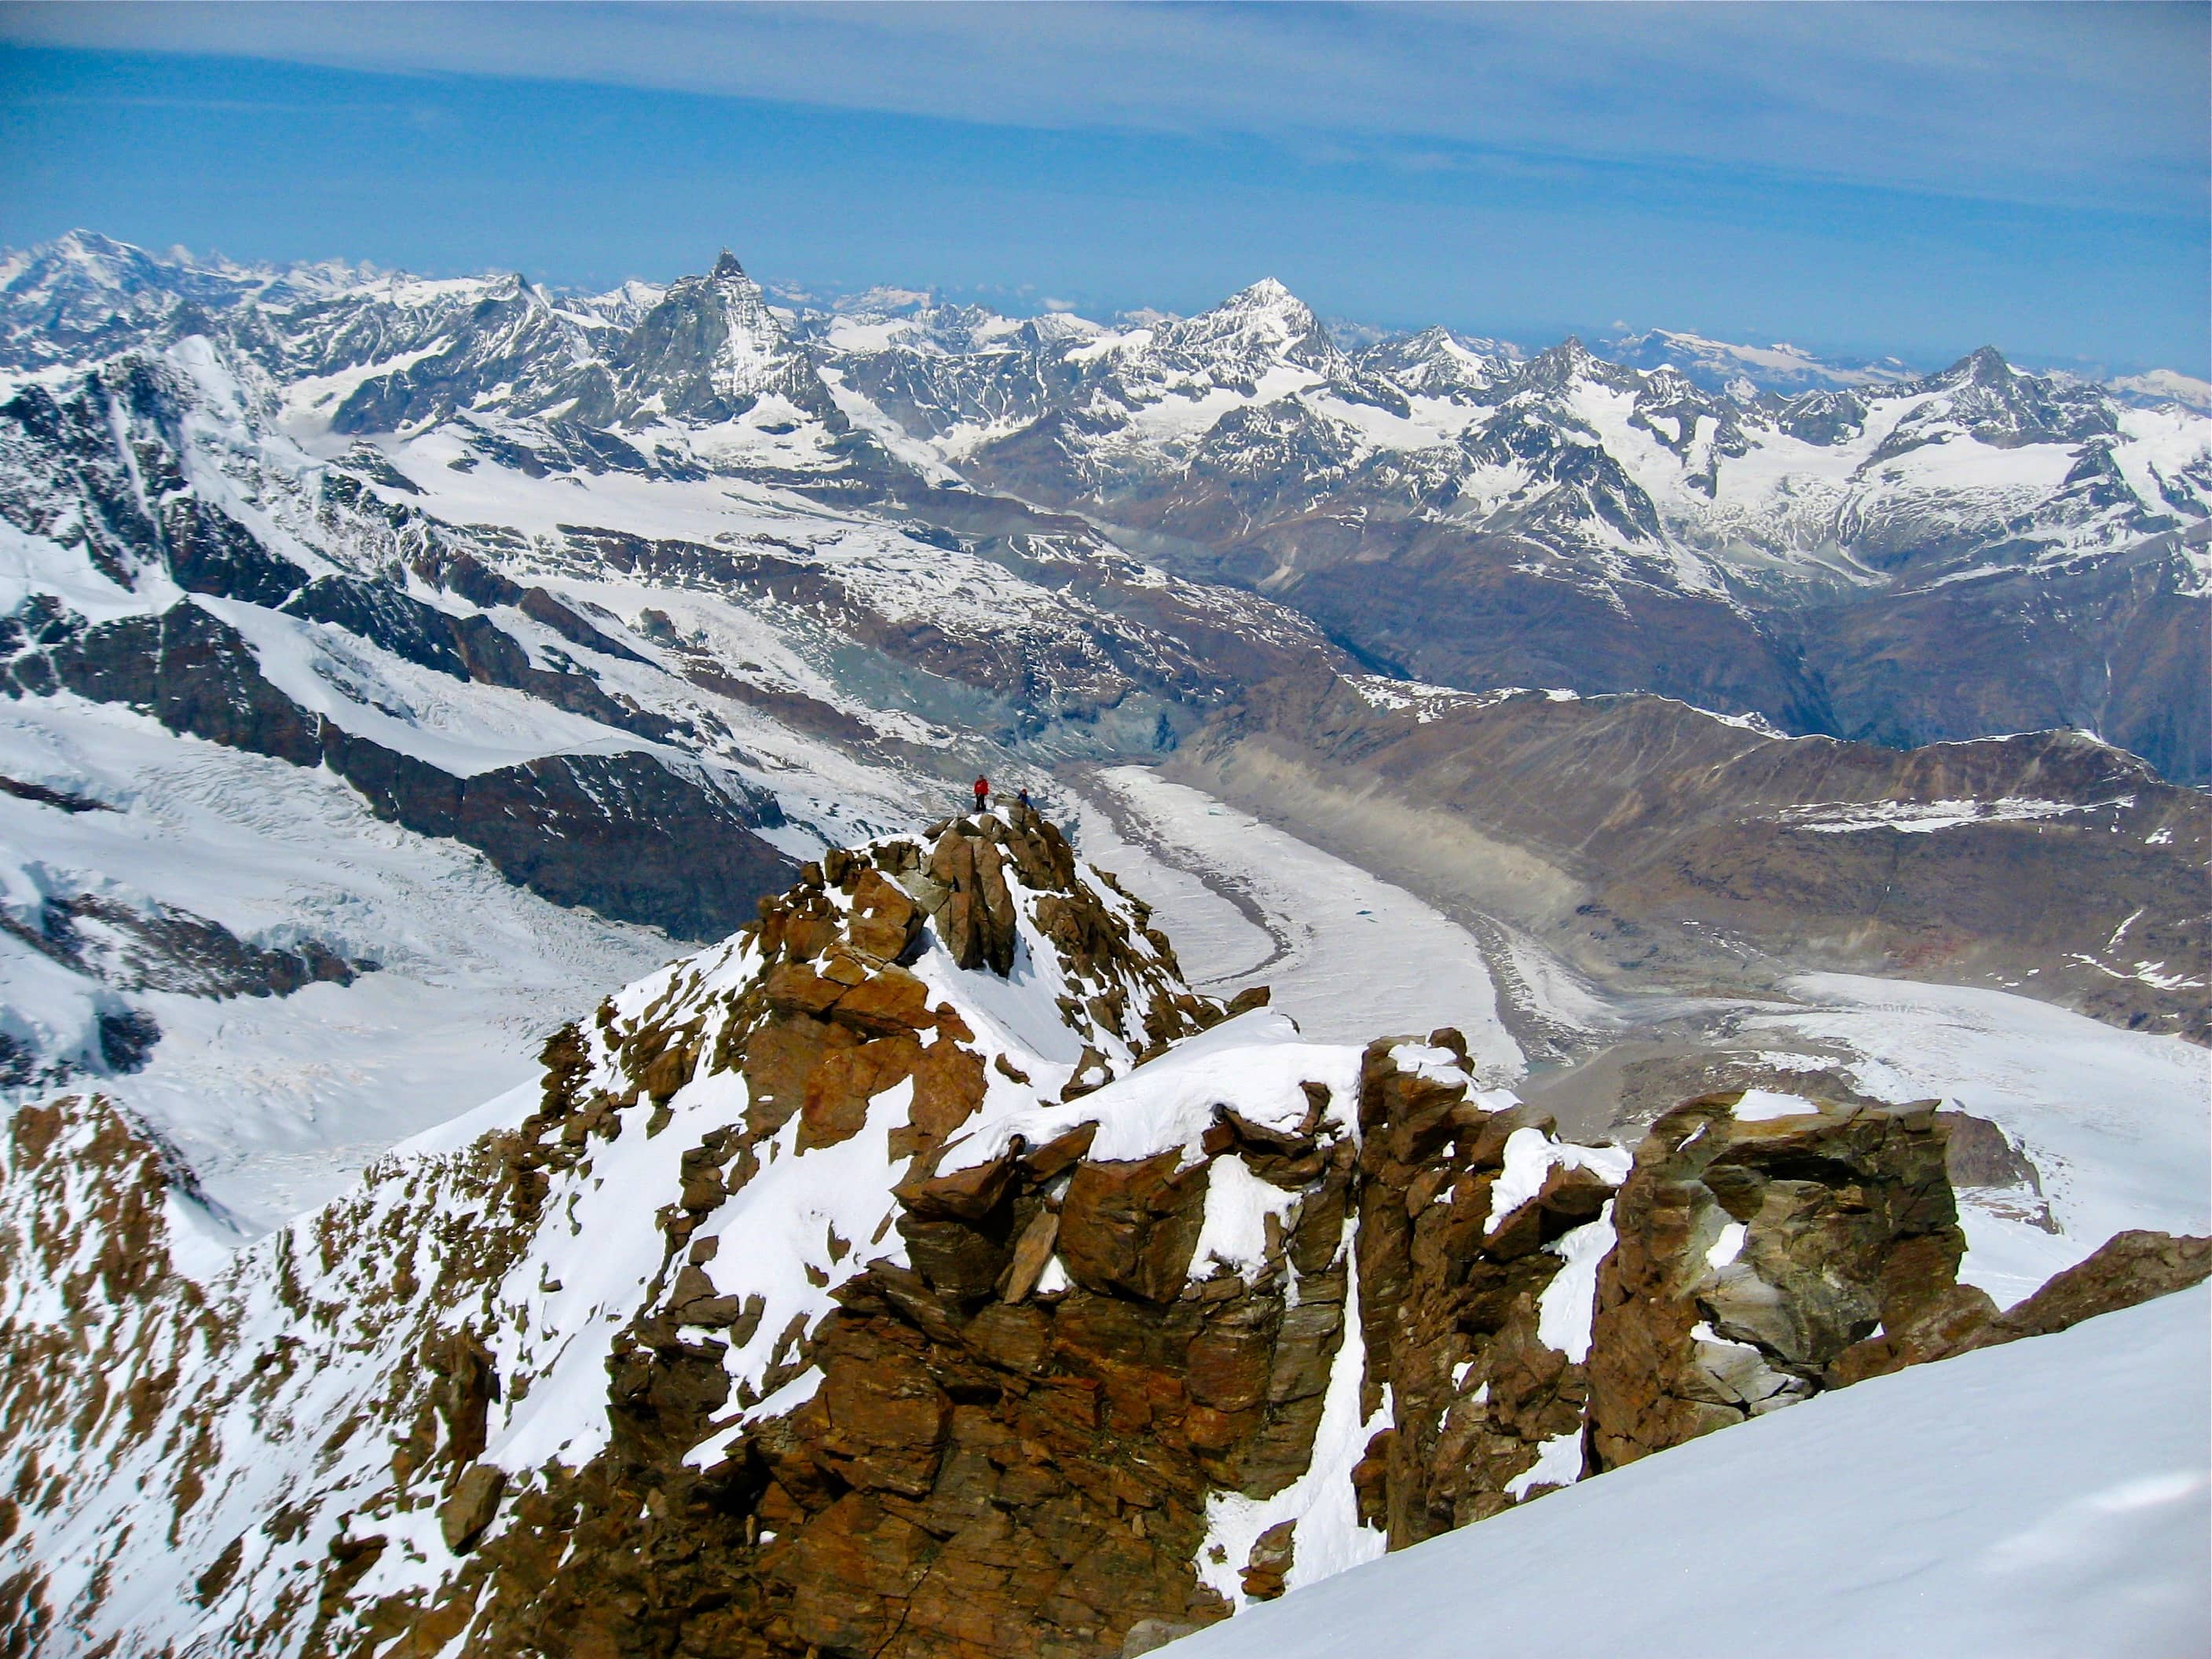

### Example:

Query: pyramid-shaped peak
xmin=1219 ymin=276 xmax=1315 ymax=318
xmin=1174 ymin=276 xmax=1339 ymax=368
xmin=1963 ymin=344 xmax=2012 ymax=381
xmin=1518 ymin=334 xmax=1596 ymax=380
xmin=1926 ymin=344 xmax=2015 ymax=390
xmin=712 ymin=249 xmax=749 ymax=281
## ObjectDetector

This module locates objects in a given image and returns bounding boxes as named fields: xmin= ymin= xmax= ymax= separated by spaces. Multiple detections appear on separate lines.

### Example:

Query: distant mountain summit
xmin=811 ymin=266 xmax=2207 ymax=782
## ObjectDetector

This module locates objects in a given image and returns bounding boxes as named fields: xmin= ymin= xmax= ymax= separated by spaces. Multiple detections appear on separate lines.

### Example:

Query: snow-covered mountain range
xmin=8 ymin=229 xmax=2206 ymax=782
xmin=0 ymin=228 xmax=2203 ymax=1210
xmin=0 ymin=231 xmax=2203 ymax=1654
xmin=815 ymin=276 xmax=2209 ymax=783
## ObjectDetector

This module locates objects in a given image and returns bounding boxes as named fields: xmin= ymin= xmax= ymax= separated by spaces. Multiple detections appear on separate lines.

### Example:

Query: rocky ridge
xmin=1 ymin=812 xmax=2200 ymax=1657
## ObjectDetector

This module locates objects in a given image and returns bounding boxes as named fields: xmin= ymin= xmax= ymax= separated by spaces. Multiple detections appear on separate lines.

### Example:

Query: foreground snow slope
xmin=1175 ymin=1284 xmax=2211 ymax=1659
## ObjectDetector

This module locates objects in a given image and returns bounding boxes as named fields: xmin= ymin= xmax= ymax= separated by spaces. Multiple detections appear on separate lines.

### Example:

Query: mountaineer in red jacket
xmin=972 ymin=775 xmax=990 ymax=815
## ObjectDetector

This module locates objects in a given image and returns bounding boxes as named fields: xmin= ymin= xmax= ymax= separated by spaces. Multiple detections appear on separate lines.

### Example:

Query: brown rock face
xmin=742 ymin=872 xmax=989 ymax=1163
xmin=1993 ymin=1230 xmax=2212 ymax=1338
xmin=439 ymin=1465 xmax=507 ymax=1555
xmin=1239 ymin=1520 xmax=1297 ymax=1601
xmin=925 ymin=824 xmax=1021 ymax=975
xmin=847 ymin=867 xmax=925 ymax=965
xmin=1586 ymin=1092 xmax=1966 ymax=1470
xmin=1059 ymin=1152 xmax=1212 ymax=1304
xmin=350 ymin=816 xmax=1264 ymax=1658
xmin=1350 ymin=1032 xmax=1624 ymax=1546
xmin=1827 ymin=1228 xmax=2212 ymax=1385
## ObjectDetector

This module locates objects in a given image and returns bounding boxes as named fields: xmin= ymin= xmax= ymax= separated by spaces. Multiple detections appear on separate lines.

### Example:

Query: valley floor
xmin=1066 ymin=766 xmax=1522 ymax=1072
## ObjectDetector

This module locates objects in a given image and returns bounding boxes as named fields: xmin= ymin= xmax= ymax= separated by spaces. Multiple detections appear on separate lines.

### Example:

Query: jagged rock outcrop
xmin=1350 ymin=1035 xmax=1628 ymax=1544
xmin=1826 ymin=1227 xmax=2212 ymax=1386
xmin=0 ymin=834 xmax=2203 ymax=1659
xmin=1587 ymin=1093 xmax=1966 ymax=1468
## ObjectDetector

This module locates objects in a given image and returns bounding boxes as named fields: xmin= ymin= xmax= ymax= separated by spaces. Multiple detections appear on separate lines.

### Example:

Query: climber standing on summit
xmin=972 ymin=775 xmax=990 ymax=816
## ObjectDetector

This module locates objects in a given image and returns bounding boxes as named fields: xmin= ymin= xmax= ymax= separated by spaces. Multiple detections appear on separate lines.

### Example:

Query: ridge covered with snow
xmin=0 ymin=802 xmax=2202 ymax=1655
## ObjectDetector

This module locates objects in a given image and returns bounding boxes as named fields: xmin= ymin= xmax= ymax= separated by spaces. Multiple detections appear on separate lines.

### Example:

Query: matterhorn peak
xmin=599 ymin=243 xmax=832 ymax=424
xmin=1959 ymin=342 xmax=2013 ymax=383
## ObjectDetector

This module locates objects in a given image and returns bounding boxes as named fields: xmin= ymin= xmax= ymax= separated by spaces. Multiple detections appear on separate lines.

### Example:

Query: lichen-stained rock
xmin=1240 ymin=1519 xmax=1297 ymax=1601
xmin=847 ymin=866 xmax=925 ymax=965
xmin=1585 ymin=1090 xmax=1966 ymax=1471
xmin=1059 ymin=1150 xmax=1212 ymax=1303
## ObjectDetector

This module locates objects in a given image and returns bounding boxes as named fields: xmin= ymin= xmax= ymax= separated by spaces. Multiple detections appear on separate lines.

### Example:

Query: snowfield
xmin=1074 ymin=766 xmax=1524 ymax=1074
xmin=0 ymin=697 xmax=674 ymax=1230
xmin=1173 ymin=1285 xmax=2212 ymax=1659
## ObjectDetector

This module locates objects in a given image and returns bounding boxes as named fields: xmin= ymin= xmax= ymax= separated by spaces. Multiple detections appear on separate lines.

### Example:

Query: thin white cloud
xmin=2 ymin=1 xmax=2201 ymax=213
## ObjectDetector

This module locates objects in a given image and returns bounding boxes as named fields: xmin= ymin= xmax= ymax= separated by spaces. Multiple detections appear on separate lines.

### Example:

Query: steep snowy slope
xmin=1173 ymin=1284 xmax=2210 ymax=1659
xmin=0 ymin=694 xmax=676 ymax=1230
xmin=1 ymin=809 xmax=2200 ymax=1657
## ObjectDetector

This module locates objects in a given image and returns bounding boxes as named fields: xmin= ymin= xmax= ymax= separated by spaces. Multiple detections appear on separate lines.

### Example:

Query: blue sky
xmin=2 ymin=2 xmax=2205 ymax=373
